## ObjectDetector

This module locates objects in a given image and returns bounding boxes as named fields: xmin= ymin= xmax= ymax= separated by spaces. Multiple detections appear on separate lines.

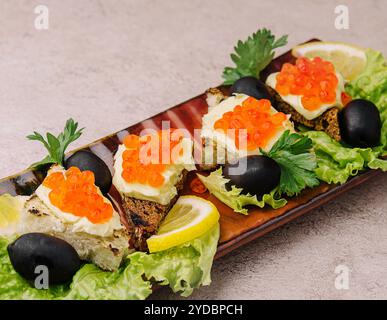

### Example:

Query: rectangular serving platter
xmin=0 ymin=40 xmax=385 ymax=264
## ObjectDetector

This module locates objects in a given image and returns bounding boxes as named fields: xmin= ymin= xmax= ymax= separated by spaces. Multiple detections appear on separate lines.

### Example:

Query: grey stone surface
xmin=0 ymin=0 xmax=386 ymax=299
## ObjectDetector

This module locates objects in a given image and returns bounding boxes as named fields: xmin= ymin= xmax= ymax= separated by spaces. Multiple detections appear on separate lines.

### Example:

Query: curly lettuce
xmin=197 ymin=168 xmax=287 ymax=215
xmin=0 ymin=224 xmax=219 ymax=300
xmin=63 ymin=262 xmax=152 ymax=300
xmin=129 ymin=223 xmax=219 ymax=297
xmin=304 ymin=131 xmax=387 ymax=184
xmin=346 ymin=48 xmax=387 ymax=154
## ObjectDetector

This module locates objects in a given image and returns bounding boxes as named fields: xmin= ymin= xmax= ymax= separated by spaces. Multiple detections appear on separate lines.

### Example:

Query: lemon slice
xmin=147 ymin=195 xmax=220 ymax=253
xmin=0 ymin=194 xmax=21 ymax=228
xmin=292 ymin=41 xmax=367 ymax=81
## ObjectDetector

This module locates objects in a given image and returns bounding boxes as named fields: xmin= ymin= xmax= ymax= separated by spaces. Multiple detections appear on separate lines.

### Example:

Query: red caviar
xmin=275 ymin=57 xmax=338 ymax=111
xmin=214 ymin=97 xmax=287 ymax=151
xmin=121 ymin=129 xmax=184 ymax=187
xmin=190 ymin=177 xmax=207 ymax=194
xmin=341 ymin=92 xmax=352 ymax=106
xmin=42 ymin=167 xmax=113 ymax=224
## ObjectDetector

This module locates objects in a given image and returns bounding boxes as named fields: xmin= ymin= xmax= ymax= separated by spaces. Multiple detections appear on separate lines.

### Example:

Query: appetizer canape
xmin=113 ymin=129 xmax=196 ymax=250
xmin=19 ymin=165 xmax=129 ymax=271
xmin=199 ymin=87 xmax=319 ymax=214
xmin=265 ymin=56 xmax=345 ymax=141
xmin=6 ymin=119 xmax=131 ymax=271
xmin=201 ymin=92 xmax=294 ymax=167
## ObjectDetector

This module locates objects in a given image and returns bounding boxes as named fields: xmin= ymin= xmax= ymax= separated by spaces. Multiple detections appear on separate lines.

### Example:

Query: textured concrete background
xmin=0 ymin=0 xmax=386 ymax=299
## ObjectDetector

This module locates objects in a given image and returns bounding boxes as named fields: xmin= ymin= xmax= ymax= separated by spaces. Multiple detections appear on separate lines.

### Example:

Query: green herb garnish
xmin=27 ymin=118 xmax=84 ymax=169
xmin=222 ymin=28 xmax=288 ymax=85
xmin=261 ymin=130 xmax=319 ymax=196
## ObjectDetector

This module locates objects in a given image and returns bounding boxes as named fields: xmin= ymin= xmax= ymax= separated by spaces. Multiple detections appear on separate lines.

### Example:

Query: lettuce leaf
xmin=0 ymin=224 xmax=219 ymax=300
xmin=0 ymin=237 xmax=67 ymax=300
xmin=128 ymin=223 xmax=219 ymax=297
xmin=63 ymin=262 xmax=152 ymax=300
xmin=346 ymin=48 xmax=387 ymax=153
xmin=304 ymin=131 xmax=387 ymax=184
xmin=197 ymin=168 xmax=287 ymax=214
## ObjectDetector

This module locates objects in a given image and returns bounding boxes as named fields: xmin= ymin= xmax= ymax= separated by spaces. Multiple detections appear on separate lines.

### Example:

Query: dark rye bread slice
xmin=122 ymin=170 xmax=188 ymax=251
xmin=266 ymin=85 xmax=342 ymax=141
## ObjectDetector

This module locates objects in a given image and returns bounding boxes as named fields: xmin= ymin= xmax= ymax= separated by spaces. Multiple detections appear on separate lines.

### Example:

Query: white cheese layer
xmin=35 ymin=166 xmax=123 ymax=237
xmin=113 ymin=137 xmax=196 ymax=205
xmin=266 ymin=72 xmax=345 ymax=120
xmin=201 ymin=93 xmax=294 ymax=164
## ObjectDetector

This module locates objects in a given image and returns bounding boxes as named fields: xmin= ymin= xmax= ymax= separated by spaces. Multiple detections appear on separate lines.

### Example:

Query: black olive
xmin=7 ymin=233 xmax=81 ymax=285
xmin=223 ymin=155 xmax=281 ymax=198
xmin=65 ymin=150 xmax=112 ymax=194
xmin=339 ymin=99 xmax=381 ymax=148
xmin=230 ymin=76 xmax=273 ymax=104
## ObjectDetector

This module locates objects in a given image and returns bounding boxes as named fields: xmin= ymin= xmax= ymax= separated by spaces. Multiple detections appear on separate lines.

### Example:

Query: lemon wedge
xmin=147 ymin=195 xmax=220 ymax=253
xmin=0 ymin=194 xmax=21 ymax=228
xmin=292 ymin=41 xmax=367 ymax=81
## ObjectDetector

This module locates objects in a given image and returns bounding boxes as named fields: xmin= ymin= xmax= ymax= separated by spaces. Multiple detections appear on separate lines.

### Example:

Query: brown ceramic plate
xmin=0 ymin=40 xmax=385 ymax=262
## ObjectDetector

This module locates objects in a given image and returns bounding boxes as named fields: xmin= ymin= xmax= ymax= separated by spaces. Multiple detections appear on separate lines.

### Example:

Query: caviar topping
xmin=275 ymin=57 xmax=339 ymax=111
xmin=121 ymin=129 xmax=184 ymax=187
xmin=341 ymin=92 xmax=352 ymax=106
xmin=214 ymin=97 xmax=287 ymax=151
xmin=42 ymin=167 xmax=113 ymax=224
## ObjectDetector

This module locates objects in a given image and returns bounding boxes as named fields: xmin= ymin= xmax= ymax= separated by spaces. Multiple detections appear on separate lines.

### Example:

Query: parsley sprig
xmin=261 ymin=130 xmax=319 ymax=196
xmin=222 ymin=28 xmax=288 ymax=85
xmin=27 ymin=118 xmax=84 ymax=169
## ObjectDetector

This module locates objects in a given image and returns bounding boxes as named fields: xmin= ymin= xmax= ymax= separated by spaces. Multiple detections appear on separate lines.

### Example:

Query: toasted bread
xmin=19 ymin=195 xmax=130 ymax=271
xmin=205 ymin=87 xmax=227 ymax=110
xmin=197 ymin=88 xmax=236 ymax=171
